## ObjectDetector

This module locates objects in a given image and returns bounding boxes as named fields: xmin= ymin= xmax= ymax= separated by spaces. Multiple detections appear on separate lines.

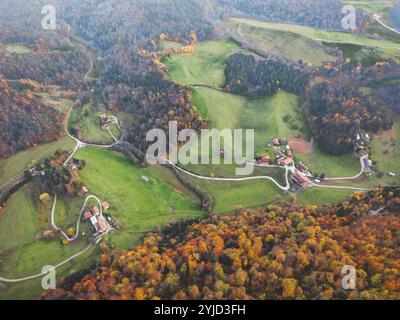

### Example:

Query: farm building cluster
xmin=99 ymin=114 xmax=117 ymax=129
xmin=82 ymin=201 xmax=117 ymax=237
xmin=254 ymin=137 xmax=314 ymax=189
xmin=255 ymin=137 xmax=295 ymax=167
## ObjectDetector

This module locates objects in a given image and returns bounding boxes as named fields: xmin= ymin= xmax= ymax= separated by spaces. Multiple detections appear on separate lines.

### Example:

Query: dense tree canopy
xmin=225 ymin=53 xmax=311 ymax=97
xmin=43 ymin=187 xmax=400 ymax=300
xmin=305 ymin=81 xmax=393 ymax=154
xmin=217 ymin=0 xmax=369 ymax=31
xmin=0 ymin=79 xmax=64 ymax=158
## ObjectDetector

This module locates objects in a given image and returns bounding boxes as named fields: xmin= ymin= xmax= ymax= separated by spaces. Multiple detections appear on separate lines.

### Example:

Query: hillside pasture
xmin=162 ymin=40 xmax=240 ymax=87
xmin=226 ymin=20 xmax=337 ymax=66
xmin=229 ymin=18 xmax=400 ymax=54
xmin=74 ymin=147 xmax=204 ymax=250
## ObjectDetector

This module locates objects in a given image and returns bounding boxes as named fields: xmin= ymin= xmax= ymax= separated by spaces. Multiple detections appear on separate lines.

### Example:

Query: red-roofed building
xmin=92 ymin=206 xmax=100 ymax=215
xmin=97 ymin=216 xmax=108 ymax=233
xmin=292 ymin=172 xmax=312 ymax=188
xmin=102 ymin=201 xmax=111 ymax=211
xmin=83 ymin=211 xmax=93 ymax=220
xmin=278 ymin=157 xmax=294 ymax=166
xmin=297 ymin=162 xmax=309 ymax=173
xmin=259 ymin=156 xmax=270 ymax=164
xmin=80 ymin=186 xmax=88 ymax=196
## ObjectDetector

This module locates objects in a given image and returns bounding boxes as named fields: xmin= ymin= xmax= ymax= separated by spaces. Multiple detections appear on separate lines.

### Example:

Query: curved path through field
xmin=374 ymin=14 xmax=400 ymax=36
xmin=0 ymin=52 xmax=114 ymax=285
xmin=322 ymin=157 xmax=366 ymax=181
xmin=50 ymin=194 xmax=104 ymax=242
xmin=0 ymin=29 xmax=377 ymax=284
xmin=0 ymin=243 xmax=95 ymax=283
xmin=167 ymin=159 xmax=291 ymax=191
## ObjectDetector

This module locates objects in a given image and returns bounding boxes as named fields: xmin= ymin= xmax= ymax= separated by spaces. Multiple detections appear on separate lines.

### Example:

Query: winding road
xmin=167 ymin=159 xmax=291 ymax=191
xmin=50 ymin=194 xmax=108 ymax=242
xmin=374 ymin=14 xmax=400 ymax=36
xmin=0 ymin=49 xmax=115 ymax=285
xmin=1 ymin=20 xmax=385 ymax=285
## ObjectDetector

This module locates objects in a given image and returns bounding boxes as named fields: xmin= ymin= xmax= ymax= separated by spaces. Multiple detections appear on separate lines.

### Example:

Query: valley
xmin=0 ymin=0 xmax=400 ymax=301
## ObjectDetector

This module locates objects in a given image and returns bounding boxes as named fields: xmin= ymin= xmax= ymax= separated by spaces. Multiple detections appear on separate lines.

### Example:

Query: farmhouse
xmin=362 ymin=158 xmax=372 ymax=172
xmin=278 ymin=157 xmax=293 ymax=166
xmin=100 ymin=114 xmax=112 ymax=125
xmin=259 ymin=155 xmax=270 ymax=165
xmin=92 ymin=206 xmax=100 ymax=215
xmin=96 ymin=216 xmax=108 ymax=233
xmin=296 ymin=162 xmax=309 ymax=173
xmin=80 ymin=186 xmax=88 ymax=196
xmin=83 ymin=211 xmax=93 ymax=220
xmin=292 ymin=171 xmax=312 ymax=188
xmin=90 ymin=215 xmax=99 ymax=232
xmin=102 ymin=201 xmax=111 ymax=211
xmin=69 ymin=163 xmax=78 ymax=171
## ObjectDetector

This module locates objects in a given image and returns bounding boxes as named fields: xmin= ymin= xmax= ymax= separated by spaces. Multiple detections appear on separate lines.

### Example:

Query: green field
xmin=191 ymin=87 xmax=246 ymax=130
xmin=324 ymin=42 xmax=399 ymax=67
xmin=0 ymin=183 xmax=95 ymax=300
xmin=370 ymin=121 xmax=400 ymax=180
xmin=0 ymin=137 xmax=75 ymax=186
xmin=297 ymin=188 xmax=353 ymax=206
xmin=5 ymin=44 xmax=32 ymax=54
xmin=229 ymin=18 xmax=400 ymax=48
xmin=68 ymin=102 xmax=117 ymax=145
xmin=164 ymin=35 xmax=399 ymax=208
xmin=0 ymin=147 xmax=203 ymax=299
xmin=162 ymin=40 xmax=240 ymax=87
xmin=227 ymin=18 xmax=400 ymax=64
xmin=226 ymin=20 xmax=337 ymax=66
xmin=188 ymin=177 xmax=281 ymax=213
xmin=74 ymin=147 xmax=204 ymax=249
xmin=239 ymin=91 xmax=305 ymax=152
xmin=296 ymin=145 xmax=361 ymax=178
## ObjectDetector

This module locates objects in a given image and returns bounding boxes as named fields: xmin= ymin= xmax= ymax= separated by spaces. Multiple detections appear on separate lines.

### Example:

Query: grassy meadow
xmin=74 ymin=147 xmax=203 ymax=250
xmin=0 ymin=137 xmax=75 ymax=186
xmin=162 ymin=40 xmax=240 ymax=87
xmin=5 ymin=44 xmax=32 ymax=54
xmin=226 ymin=21 xmax=337 ymax=66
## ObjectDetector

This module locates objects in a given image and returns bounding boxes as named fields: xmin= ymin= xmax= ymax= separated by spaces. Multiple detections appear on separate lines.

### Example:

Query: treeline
xmin=0 ymin=79 xmax=64 ymax=158
xmin=97 ymin=42 xmax=210 ymax=155
xmin=305 ymin=82 xmax=393 ymax=155
xmin=43 ymin=187 xmax=400 ymax=300
xmin=57 ymin=0 xmax=214 ymax=52
xmin=35 ymin=150 xmax=84 ymax=196
xmin=217 ymin=0 xmax=368 ymax=31
xmin=317 ymin=60 xmax=400 ymax=86
xmin=52 ymin=0 xmax=215 ymax=154
xmin=376 ymin=82 xmax=400 ymax=114
xmin=0 ymin=47 xmax=90 ymax=89
xmin=225 ymin=53 xmax=311 ymax=97
xmin=0 ymin=0 xmax=90 ymax=89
